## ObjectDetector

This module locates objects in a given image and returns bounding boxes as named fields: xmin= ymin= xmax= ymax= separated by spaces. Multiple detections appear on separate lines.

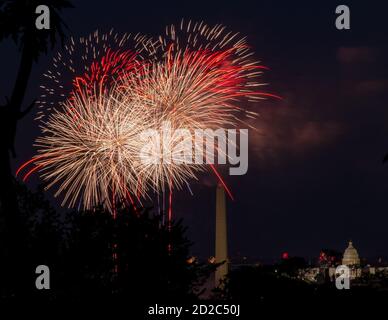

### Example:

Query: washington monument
xmin=215 ymin=183 xmax=228 ymax=286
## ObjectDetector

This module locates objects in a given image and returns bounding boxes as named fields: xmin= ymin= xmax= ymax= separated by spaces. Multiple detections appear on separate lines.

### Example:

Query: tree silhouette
xmin=0 ymin=184 xmax=216 ymax=305
xmin=213 ymin=265 xmax=313 ymax=302
xmin=0 ymin=0 xmax=72 ymax=297
xmin=59 ymin=205 xmax=216 ymax=303
xmin=0 ymin=182 xmax=62 ymax=300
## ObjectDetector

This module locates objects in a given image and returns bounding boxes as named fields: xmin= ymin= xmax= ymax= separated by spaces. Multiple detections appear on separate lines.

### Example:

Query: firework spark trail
xmin=119 ymin=20 xmax=281 ymax=198
xmin=17 ymin=22 xmax=281 ymax=213
xmin=18 ymin=31 xmax=154 ymax=211
xmin=35 ymin=30 xmax=151 ymax=122
xmin=33 ymin=85 xmax=154 ymax=212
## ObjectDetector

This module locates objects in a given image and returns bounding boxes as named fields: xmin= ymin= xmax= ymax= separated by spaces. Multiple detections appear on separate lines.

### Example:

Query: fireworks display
xmin=33 ymin=87 xmax=150 ymax=211
xmin=35 ymin=29 xmax=150 ymax=122
xmin=17 ymin=21 xmax=280 ymax=213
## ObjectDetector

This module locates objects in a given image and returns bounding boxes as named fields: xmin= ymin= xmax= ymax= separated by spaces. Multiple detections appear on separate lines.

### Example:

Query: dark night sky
xmin=1 ymin=0 xmax=388 ymax=263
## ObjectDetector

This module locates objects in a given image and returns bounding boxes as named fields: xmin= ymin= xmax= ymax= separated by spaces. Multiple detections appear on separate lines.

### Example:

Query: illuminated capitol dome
xmin=342 ymin=241 xmax=360 ymax=266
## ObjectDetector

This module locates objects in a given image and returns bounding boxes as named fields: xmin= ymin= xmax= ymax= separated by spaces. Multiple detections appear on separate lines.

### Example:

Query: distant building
xmin=342 ymin=241 xmax=360 ymax=266
xmin=300 ymin=240 xmax=387 ymax=283
xmin=215 ymin=183 xmax=228 ymax=286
